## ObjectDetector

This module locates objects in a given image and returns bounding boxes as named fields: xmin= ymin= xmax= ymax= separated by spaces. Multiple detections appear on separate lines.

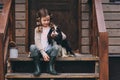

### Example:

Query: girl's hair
xmin=36 ymin=8 xmax=54 ymax=32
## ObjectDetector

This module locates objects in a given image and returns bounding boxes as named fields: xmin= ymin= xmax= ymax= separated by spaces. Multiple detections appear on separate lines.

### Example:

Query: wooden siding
xmin=15 ymin=0 xmax=120 ymax=54
xmin=81 ymin=0 xmax=120 ymax=54
xmin=15 ymin=0 xmax=26 ymax=53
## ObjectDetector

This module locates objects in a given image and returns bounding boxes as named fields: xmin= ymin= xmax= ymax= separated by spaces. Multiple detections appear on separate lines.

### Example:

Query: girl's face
xmin=41 ymin=15 xmax=50 ymax=27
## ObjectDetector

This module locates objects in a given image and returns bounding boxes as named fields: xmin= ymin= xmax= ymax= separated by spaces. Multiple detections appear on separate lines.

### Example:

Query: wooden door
xmin=28 ymin=0 xmax=78 ymax=51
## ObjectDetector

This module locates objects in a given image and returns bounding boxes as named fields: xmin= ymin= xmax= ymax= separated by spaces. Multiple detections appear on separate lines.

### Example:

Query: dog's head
xmin=48 ymin=25 xmax=62 ymax=45
xmin=50 ymin=26 xmax=60 ymax=36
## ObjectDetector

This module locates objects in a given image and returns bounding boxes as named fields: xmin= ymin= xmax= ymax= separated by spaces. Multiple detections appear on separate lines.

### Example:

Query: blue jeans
xmin=29 ymin=44 xmax=59 ymax=58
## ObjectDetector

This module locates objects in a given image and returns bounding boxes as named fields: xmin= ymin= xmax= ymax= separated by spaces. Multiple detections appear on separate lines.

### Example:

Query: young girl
xmin=29 ymin=8 xmax=66 ymax=76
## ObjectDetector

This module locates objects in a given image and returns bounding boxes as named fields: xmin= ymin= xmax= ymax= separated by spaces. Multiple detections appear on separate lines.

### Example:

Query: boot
xmin=33 ymin=57 xmax=41 ymax=76
xmin=47 ymin=56 xmax=58 ymax=75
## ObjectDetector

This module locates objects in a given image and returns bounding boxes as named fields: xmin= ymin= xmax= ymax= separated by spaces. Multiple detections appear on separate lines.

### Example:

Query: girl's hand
xmin=42 ymin=53 xmax=50 ymax=61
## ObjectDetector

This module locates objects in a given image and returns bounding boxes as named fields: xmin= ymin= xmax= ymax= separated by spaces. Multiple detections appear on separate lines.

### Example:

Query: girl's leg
xmin=46 ymin=45 xmax=60 ymax=75
xmin=30 ymin=44 xmax=41 ymax=76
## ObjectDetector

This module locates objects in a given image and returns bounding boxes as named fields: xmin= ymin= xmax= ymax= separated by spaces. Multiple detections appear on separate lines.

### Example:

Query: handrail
xmin=0 ymin=0 xmax=13 ymax=80
xmin=0 ymin=0 xmax=11 ymax=34
xmin=94 ymin=0 xmax=106 ymax=32
xmin=89 ymin=0 xmax=109 ymax=80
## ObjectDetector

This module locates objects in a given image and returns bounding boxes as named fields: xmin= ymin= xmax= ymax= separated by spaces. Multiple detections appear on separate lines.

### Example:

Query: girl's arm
xmin=35 ymin=27 xmax=50 ymax=61
xmin=34 ymin=27 xmax=44 ymax=52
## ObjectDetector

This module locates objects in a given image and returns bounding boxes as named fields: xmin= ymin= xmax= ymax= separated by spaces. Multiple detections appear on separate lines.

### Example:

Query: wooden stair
xmin=5 ymin=54 xmax=100 ymax=80
xmin=6 ymin=73 xmax=99 ymax=79
xmin=8 ymin=54 xmax=99 ymax=61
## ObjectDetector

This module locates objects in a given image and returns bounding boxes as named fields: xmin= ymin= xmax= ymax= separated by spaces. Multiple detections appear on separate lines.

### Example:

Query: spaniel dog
xmin=47 ymin=25 xmax=75 ymax=57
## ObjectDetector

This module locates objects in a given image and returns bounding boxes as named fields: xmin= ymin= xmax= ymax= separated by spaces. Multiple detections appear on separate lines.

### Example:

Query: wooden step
xmin=6 ymin=73 xmax=99 ymax=79
xmin=9 ymin=54 xmax=99 ymax=61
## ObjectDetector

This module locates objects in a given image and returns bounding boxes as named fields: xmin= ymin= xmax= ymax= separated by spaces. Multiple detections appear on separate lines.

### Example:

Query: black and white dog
xmin=47 ymin=25 xmax=75 ymax=57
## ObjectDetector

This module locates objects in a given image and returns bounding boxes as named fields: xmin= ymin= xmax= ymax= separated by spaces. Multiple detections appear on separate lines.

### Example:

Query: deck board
xmin=6 ymin=73 xmax=99 ymax=79
xmin=9 ymin=54 xmax=99 ymax=61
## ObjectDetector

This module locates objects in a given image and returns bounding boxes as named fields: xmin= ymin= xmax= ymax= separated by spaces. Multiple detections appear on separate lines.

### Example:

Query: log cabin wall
xmin=15 ymin=0 xmax=120 ymax=54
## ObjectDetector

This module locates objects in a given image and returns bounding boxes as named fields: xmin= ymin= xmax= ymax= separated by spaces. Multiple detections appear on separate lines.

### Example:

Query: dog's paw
xmin=28 ymin=52 xmax=31 ymax=57
xmin=61 ymin=55 xmax=69 ymax=57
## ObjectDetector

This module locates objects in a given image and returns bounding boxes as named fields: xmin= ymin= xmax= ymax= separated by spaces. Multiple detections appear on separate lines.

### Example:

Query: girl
xmin=29 ymin=8 xmax=66 ymax=76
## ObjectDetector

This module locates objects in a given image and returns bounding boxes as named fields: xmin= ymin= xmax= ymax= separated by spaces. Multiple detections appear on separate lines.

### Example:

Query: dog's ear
xmin=57 ymin=25 xmax=61 ymax=29
xmin=56 ymin=26 xmax=61 ymax=32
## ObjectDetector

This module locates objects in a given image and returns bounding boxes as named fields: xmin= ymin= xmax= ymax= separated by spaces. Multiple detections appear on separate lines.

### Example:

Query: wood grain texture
xmin=15 ymin=4 xmax=25 ymax=11
xmin=15 ymin=0 xmax=26 ymax=3
xmin=15 ymin=13 xmax=25 ymax=20
xmin=6 ymin=73 xmax=99 ymax=79
xmin=0 ymin=34 xmax=4 ymax=80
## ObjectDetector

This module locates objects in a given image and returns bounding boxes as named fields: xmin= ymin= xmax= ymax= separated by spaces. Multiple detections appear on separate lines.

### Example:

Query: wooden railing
xmin=0 ymin=0 xmax=15 ymax=80
xmin=89 ymin=0 xmax=109 ymax=80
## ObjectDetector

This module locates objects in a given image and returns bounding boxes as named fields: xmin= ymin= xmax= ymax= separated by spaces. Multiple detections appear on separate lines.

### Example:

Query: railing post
xmin=99 ymin=32 xmax=109 ymax=80
xmin=0 ymin=34 xmax=5 ymax=80
xmin=9 ymin=0 xmax=15 ymax=41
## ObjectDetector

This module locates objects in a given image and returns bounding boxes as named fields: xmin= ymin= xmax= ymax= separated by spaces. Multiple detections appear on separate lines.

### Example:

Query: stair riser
xmin=11 ymin=61 xmax=96 ymax=73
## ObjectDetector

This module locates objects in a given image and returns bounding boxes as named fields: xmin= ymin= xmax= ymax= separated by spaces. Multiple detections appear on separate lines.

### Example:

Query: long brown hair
xmin=36 ymin=8 xmax=54 ymax=32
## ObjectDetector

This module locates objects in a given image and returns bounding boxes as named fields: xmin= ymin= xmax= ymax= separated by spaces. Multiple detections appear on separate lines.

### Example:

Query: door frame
xmin=25 ymin=0 xmax=82 ymax=53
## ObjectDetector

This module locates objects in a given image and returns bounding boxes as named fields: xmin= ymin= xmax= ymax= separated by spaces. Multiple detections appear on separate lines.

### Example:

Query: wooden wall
xmin=15 ymin=0 xmax=26 ymax=53
xmin=15 ymin=0 xmax=120 ymax=54
xmin=81 ymin=0 xmax=120 ymax=54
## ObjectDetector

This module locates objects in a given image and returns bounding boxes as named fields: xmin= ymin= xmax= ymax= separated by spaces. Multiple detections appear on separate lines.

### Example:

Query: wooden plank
xmin=15 ymin=29 xmax=25 ymax=36
xmin=81 ymin=4 xmax=89 ymax=11
xmin=81 ymin=45 xmax=120 ymax=54
xmin=82 ymin=12 xmax=120 ymax=20
xmin=0 ymin=34 xmax=4 ymax=80
xmin=25 ymin=0 xmax=28 ymax=52
xmin=104 ymin=13 xmax=120 ymax=20
xmin=103 ymin=4 xmax=120 ymax=12
xmin=82 ymin=21 xmax=89 ymax=29
xmin=82 ymin=12 xmax=89 ymax=20
xmin=3 ymin=36 xmax=9 ymax=63
xmin=81 ymin=0 xmax=111 ymax=3
xmin=16 ymin=37 xmax=25 ymax=44
xmin=102 ymin=0 xmax=110 ymax=3
xmin=105 ymin=21 xmax=120 ymax=29
xmin=10 ymin=0 xmax=15 ymax=41
xmin=81 ymin=21 xmax=120 ymax=29
xmin=9 ymin=54 xmax=99 ymax=61
xmin=6 ymin=73 xmax=99 ymax=79
xmin=15 ymin=12 xmax=26 ymax=20
xmin=82 ymin=29 xmax=120 ymax=37
xmin=0 ymin=0 xmax=11 ymax=34
xmin=82 ymin=46 xmax=90 ymax=53
xmin=109 ymin=46 xmax=120 ymax=53
xmin=15 ymin=0 xmax=26 ymax=3
xmin=78 ymin=0 xmax=82 ymax=54
xmin=82 ymin=38 xmax=89 ymax=45
xmin=15 ymin=21 xmax=25 ymax=28
xmin=82 ymin=4 xmax=120 ymax=12
xmin=109 ymin=38 xmax=120 ymax=45
xmin=17 ymin=46 xmax=25 ymax=53
xmin=81 ymin=0 xmax=88 ymax=3
xmin=82 ymin=29 xmax=89 ymax=37
xmin=15 ymin=4 xmax=25 ymax=11
xmin=107 ymin=29 xmax=120 ymax=37
xmin=33 ymin=0 xmax=69 ymax=3
xmin=98 ymin=32 xmax=109 ymax=80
